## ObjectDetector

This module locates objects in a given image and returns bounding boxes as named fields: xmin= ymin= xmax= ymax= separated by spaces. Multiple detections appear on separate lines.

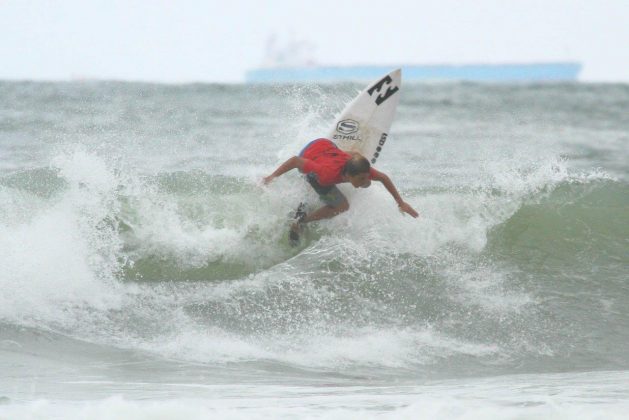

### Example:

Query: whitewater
xmin=1 ymin=80 xmax=628 ymax=419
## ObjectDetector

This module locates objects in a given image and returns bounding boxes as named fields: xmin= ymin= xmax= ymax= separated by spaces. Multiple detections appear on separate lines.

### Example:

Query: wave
xmin=487 ymin=179 xmax=629 ymax=270
xmin=1 ymin=148 xmax=628 ymax=374
xmin=2 ymin=153 xmax=624 ymax=283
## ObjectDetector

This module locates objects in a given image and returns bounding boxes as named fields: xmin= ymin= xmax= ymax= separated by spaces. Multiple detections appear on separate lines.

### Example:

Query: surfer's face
xmin=348 ymin=173 xmax=371 ymax=188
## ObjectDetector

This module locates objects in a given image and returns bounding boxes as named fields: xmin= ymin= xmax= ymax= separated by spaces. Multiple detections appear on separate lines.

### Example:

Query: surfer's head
xmin=343 ymin=155 xmax=372 ymax=188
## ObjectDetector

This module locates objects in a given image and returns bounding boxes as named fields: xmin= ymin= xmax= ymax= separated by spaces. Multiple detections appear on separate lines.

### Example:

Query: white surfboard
xmin=328 ymin=69 xmax=401 ymax=164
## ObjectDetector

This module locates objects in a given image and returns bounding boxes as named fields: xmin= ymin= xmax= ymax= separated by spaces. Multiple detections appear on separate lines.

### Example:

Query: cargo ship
xmin=245 ymin=62 xmax=582 ymax=83
xmin=246 ymin=36 xmax=581 ymax=83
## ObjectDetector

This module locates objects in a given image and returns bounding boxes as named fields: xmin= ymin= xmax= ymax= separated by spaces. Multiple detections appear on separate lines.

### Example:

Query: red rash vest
xmin=300 ymin=139 xmax=376 ymax=186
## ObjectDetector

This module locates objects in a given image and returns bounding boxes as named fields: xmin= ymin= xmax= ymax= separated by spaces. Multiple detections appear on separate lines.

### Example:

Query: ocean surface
xmin=1 ymin=80 xmax=628 ymax=419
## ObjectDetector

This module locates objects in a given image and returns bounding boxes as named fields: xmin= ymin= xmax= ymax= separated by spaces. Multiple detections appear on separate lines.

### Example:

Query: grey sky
xmin=1 ymin=0 xmax=628 ymax=82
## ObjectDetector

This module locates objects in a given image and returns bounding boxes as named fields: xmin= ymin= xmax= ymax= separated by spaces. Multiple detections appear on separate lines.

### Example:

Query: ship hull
xmin=246 ymin=62 xmax=581 ymax=83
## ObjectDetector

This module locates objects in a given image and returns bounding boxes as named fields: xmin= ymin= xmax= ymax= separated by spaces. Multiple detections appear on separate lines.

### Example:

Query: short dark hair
xmin=343 ymin=155 xmax=371 ymax=176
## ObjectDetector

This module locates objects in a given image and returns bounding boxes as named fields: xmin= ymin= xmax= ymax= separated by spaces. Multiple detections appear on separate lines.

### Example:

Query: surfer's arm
xmin=371 ymin=169 xmax=419 ymax=218
xmin=263 ymin=156 xmax=307 ymax=185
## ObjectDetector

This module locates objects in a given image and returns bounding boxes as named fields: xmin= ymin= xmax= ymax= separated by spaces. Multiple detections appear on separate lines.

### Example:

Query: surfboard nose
xmin=390 ymin=68 xmax=402 ymax=84
xmin=328 ymin=68 xmax=401 ymax=164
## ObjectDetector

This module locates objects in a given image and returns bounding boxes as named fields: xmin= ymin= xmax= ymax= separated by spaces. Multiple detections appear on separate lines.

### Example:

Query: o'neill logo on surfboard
xmin=333 ymin=119 xmax=362 ymax=141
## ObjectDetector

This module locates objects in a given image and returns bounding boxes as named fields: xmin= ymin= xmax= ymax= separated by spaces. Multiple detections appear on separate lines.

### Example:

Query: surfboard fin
xmin=289 ymin=202 xmax=307 ymax=247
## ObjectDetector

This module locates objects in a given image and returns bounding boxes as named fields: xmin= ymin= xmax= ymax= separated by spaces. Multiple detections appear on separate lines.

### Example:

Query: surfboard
xmin=328 ymin=69 xmax=402 ymax=164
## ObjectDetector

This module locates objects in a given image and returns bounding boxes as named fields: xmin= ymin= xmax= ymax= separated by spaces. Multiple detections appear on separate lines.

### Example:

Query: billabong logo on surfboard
xmin=367 ymin=75 xmax=399 ymax=106
xmin=333 ymin=119 xmax=362 ymax=141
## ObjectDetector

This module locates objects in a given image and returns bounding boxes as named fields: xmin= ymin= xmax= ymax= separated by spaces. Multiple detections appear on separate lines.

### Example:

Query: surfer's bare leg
xmin=289 ymin=202 xmax=348 ymax=244
xmin=289 ymin=186 xmax=348 ymax=245
xmin=291 ymin=199 xmax=349 ymax=231
xmin=303 ymin=201 xmax=349 ymax=223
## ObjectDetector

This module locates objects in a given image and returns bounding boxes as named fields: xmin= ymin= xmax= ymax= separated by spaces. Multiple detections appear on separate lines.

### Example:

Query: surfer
xmin=263 ymin=138 xmax=419 ymax=243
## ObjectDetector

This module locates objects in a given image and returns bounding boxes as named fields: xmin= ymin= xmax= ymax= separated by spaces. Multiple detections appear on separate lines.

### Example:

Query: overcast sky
xmin=1 ymin=0 xmax=628 ymax=82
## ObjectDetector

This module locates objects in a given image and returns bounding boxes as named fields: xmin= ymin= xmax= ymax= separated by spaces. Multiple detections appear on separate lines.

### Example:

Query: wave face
xmin=1 ymin=81 xmax=629 ymax=413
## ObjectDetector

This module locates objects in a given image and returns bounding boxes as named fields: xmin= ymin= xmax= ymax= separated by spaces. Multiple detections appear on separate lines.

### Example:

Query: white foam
xmin=131 ymin=320 xmax=498 ymax=369
xmin=275 ymin=326 xmax=499 ymax=369
xmin=3 ymin=371 xmax=629 ymax=420
xmin=0 ymin=148 xmax=124 ymax=326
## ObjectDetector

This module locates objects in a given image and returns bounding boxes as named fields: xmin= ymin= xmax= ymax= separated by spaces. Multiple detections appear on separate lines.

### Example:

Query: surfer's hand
xmin=262 ymin=175 xmax=275 ymax=185
xmin=399 ymin=201 xmax=419 ymax=218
